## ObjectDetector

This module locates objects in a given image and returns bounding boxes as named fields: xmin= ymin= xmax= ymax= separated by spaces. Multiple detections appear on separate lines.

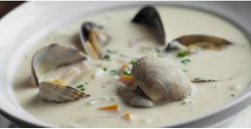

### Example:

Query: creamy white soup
xmin=13 ymin=6 xmax=251 ymax=127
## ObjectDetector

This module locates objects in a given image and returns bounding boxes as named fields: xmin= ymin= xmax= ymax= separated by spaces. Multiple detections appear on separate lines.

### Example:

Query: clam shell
xmin=80 ymin=22 xmax=103 ymax=42
xmin=166 ymin=34 xmax=232 ymax=51
xmin=118 ymin=87 xmax=155 ymax=108
xmin=39 ymin=81 xmax=90 ymax=103
xmin=32 ymin=44 xmax=87 ymax=86
xmin=132 ymin=6 xmax=165 ymax=45
xmin=80 ymin=22 xmax=111 ymax=59
xmin=131 ymin=55 xmax=192 ymax=101
xmin=32 ymin=44 xmax=90 ymax=102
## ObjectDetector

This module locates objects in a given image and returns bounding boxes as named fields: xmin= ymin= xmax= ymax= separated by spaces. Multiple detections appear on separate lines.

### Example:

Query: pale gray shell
xmin=32 ymin=44 xmax=87 ymax=86
xmin=118 ymin=87 xmax=154 ymax=108
xmin=39 ymin=81 xmax=90 ymax=103
xmin=131 ymin=56 xmax=192 ymax=101
xmin=32 ymin=44 xmax=89 ymax=102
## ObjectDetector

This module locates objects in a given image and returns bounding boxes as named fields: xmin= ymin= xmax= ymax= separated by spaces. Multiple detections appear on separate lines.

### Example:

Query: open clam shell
xmin=118 ymin=87 xmax=155 ymax=108
xmin=131 ymin=55 xmax=192 ymax=101
xmin=166 ymin=34 xmax=232 ymax=51
xmin=80 ymin=22 xmax=111 ymax=59
xmin=32 ymin=44 xmax=90 ymax=102
xmin=132 ymin=6 xmax=165 ymax=45
xmin=32 ymin=44 xmax=87 ymax=86
xmin=39 ymin=81 xmax=90 ymax=103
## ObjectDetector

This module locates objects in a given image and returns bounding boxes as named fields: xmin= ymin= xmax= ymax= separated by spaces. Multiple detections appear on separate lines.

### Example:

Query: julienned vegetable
xmin=98 ymin=104 xmax=119 ymax=111
xmin=119 ymin=75 xmax=135 ymax=87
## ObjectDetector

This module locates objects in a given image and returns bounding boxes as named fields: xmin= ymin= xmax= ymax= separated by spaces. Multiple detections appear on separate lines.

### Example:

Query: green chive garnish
xmin=130 ymin=58 xmax=139 ymax=65
xmin=80 ymin=88 xmax=85 ymax=91
xmin=231 ymin=94 xmax=235 ymax=97
xmin=193 ymin=78 xmax=201 ymax=81
xmin=107 ymin=49 xmax=117 ymax=54
xmin=103 ymin=54 xmax=110 ymax=61
xmin=122 ymin=69 xmax=131 ymax=76
xmin=110 ymin=70 xmax=118 ymax=75
xmin=178 ymin=50 xmax=187 ymax=57
xmin=181 ymin=59 xmax=191 ymax=65
xmin=76 ymin=85 xmax=84 ymax=89
xmin=103 ymin=67 xmax=107 ymax=71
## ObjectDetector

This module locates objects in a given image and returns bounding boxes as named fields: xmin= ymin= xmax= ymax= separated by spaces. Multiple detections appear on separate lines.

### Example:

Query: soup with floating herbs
xmin=14 ymin=6 xmax=251 ymax=127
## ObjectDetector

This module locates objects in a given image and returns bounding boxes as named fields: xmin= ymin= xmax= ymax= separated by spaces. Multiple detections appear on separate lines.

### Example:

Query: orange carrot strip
xmin=119 ymin=75 xmax=135 ymax=87
xmin=98 ymin=104 xmax=118 ymax=111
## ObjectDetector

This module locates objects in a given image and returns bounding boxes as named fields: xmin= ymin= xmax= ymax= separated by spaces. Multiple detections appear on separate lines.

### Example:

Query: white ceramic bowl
xmin=0 ymin=1 xmax=251 ymax=127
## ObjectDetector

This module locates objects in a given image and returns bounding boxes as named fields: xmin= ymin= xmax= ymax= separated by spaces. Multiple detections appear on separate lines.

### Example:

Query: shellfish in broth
xmin=79 ymin=22 xmax=111 ymax=60
xmin=166 ymin=34 xmax=232 ymax=54
xmin=132 ymin=6 xmax=166 ymax=45
xmin=131 ymin=55 xmax=192 ymax=101
xmin=117 ymin=87 xmax=155 ymax=108
xmin=32 ymin=44 xmax=90 ymax=102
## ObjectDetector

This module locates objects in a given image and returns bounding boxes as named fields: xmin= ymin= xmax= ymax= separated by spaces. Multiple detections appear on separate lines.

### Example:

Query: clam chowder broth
xmin=13 ymin=6 xmax=251 ymax=127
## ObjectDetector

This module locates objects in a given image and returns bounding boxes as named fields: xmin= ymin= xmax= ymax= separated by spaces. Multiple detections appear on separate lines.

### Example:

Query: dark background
xmin=0 ymin=1 xmax=24 ymax=19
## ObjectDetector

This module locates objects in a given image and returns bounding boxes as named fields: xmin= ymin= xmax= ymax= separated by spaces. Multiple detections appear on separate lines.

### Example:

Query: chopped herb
xmin=155 ymin=48 xmax=161 ymax=53
xmin=120 ymin=54 xmax=129 ymax=59
xmin=181 ymin=59 xmax=191 ymax=65
xmin=85 ymin=82 xmax=89 ymax=85
xmin=76 ymin=84 xmax=85 ymax=91
xmin=76 ymin=85 xmax=84 ymax=89
xmin=80 ymin=88 xmax=85 ymax=91
xmin=231 ymin=94 xmax=235 ymax=97
xmin=183 ymin=69 xmax=188 ymax=72
xmin=110 ymin=70 xmax=118 ymax=75
xmin=103 ymin=54 xmax=110 ymax=61
xmin=130 ymin=58 xmax=139 ymax=65
xmin=178 ymin=50 xmax=187 ymax=57
xmin=122 ymin=69 xmax=131 ymax=76
xmin=193 ymin=78 xmax=201 ymax=81
xmin=107 ymin=49 xmax=117 ymax=54
xmin=103 ymin=67 xmax=107 ymax=71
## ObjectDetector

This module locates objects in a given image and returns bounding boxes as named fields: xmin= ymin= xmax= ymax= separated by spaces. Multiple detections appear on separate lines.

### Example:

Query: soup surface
xmin=14 ymin=6 xmax=251 ymax=127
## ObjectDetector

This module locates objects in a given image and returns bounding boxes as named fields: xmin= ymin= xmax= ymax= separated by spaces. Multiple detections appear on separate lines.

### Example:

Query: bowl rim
xmin=0 ymin=1 xmax=251 ymax=128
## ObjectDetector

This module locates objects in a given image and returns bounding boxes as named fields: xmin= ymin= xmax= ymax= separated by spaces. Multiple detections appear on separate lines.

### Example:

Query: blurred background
xmin=0 ymin=1 xmax=23 ymax=19
xmin=0 ymin=2 xmax=24 ymax=127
